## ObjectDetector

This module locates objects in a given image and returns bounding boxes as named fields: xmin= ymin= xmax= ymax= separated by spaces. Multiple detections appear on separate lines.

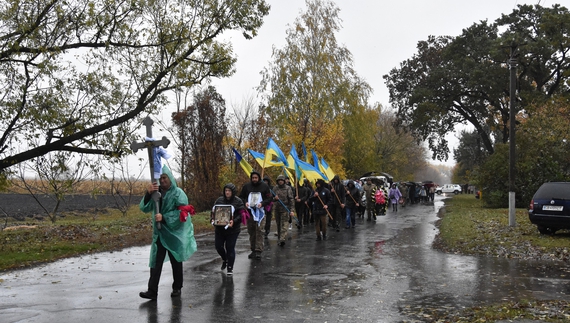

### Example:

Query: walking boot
xmin=139 ymin=290 xmax=157 ymax=300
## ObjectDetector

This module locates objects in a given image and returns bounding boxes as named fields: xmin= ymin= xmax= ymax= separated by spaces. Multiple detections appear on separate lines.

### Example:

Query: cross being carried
xmin=130 ymin=116 xmax=171 ymax=229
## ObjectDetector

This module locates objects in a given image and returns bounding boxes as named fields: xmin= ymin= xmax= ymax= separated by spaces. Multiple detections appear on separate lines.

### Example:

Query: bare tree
xmin=12 ymin=152 xmax=94 ymax=223
xmin=173 ymin=86 xmax=227 ymax=211
xmin=104 ymin=157 xmax=146 ymax=217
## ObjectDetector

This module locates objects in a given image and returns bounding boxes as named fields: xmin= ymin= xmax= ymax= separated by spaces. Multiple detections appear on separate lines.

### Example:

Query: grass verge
xmin=427 ymin=194 xmax=570 ymax=322
xmin=434 ymin=194 xmax=570 ymax=260
xmin=0 ymin=206 xmax=212 ymax=271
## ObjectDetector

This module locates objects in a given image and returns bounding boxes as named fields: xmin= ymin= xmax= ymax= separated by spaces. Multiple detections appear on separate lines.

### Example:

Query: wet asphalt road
xmin=1 ymin=195 xmax=569 ymax=323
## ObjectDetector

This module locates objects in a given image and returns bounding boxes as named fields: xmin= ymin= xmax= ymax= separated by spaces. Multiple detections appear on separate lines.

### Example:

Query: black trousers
xmin=147 ymin=237 xmax=183 ymax=294
xmin=215 ymin=230 xmax=240 ymax=269
xmin=264 ymin=210 xmax=273 ymax=235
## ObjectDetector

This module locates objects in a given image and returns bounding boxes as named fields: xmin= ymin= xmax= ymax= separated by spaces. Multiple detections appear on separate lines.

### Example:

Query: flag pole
xmin=260 ymin=155 xmax=267 ymax=179
xmin=316 ymin=193 xmax=334 ymax=221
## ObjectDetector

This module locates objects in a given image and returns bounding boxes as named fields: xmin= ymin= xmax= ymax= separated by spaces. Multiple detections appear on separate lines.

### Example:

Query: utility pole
xmin=509 ymin=45 xmax=518 ymax=227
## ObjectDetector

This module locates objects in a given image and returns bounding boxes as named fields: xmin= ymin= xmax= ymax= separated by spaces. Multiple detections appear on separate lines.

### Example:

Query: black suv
xmin=528 ymin=182 xmax=570 ymax=234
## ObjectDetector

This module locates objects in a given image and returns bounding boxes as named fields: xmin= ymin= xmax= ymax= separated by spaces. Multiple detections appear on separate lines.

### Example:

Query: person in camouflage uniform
xmin=362 ymin=177 xmax=378 ymax=221
xmin=272 ymin=175 xmax=295 ymax=246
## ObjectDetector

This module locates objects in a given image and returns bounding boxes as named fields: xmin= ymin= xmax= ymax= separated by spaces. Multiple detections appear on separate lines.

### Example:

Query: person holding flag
xmin=344 ymin=180 xmax=361 ymax=228
xmin=295 ymin=179 xmax=310 ymax=226
xmin=329 ymin=175 xmax=346 ymax=231
xmin=310 ymin=178 xmax=332 ymax=241
xmin=239 ymin=170 xmax=272 ymax=260
xmin=272 ymin=175 xmax=295 ymax=246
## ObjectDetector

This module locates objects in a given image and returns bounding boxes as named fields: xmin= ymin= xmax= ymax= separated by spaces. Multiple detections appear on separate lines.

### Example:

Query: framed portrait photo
xmin=213 ymin=205 xmax=232 ymax=226
xmin=248 ymin=192 xmax=262 ymax=207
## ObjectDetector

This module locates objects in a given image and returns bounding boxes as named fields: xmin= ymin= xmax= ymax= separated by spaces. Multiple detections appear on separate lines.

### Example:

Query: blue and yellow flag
xmin=320 ymin=157 xmax=336 ymax=180
xmin=282 ymin=166 xmax=296 ymax=186
xmin=287 ymin=144 xmax=299 ymax=170
xmin=311 ymin=149 xmax=319 ymax=169
xmin=310 ymin=149 xmax=328 ymax=181
xmin=232 ymin=148 xmax=253 ymax=177
xmin=248 ymin=149 xmax=285 ymax=168
xmin=301 ymin=142 xmax=308 ymax=162
xmin=294 ymin=156 xmax=327 ymax=184
xmin=264 ymin=138 xmax=289 ymax=168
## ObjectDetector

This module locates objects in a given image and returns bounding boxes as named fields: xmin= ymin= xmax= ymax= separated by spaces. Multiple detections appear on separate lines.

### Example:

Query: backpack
xmin=374 ymin=189 xmax=385 ymax=205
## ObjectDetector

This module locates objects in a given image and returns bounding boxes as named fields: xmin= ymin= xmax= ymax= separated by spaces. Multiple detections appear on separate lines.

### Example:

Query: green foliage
xmin=342 ymin=106 xmax=377 ymax=178
xmin=0 ymin=0 xmax=269 ymax=172
xmin=384 ymin=4 xmax=570 ymax=162
xmin=476 ymin=98 xmax=570 ymax=208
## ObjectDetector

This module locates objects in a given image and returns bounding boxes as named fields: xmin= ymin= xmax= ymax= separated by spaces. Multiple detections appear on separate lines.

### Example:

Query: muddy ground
xmin=0 ymin=193 xmax=143 ymax=220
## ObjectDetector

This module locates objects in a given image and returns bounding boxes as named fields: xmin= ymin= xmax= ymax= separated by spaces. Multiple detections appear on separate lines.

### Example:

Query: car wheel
xmin=537 ymin=226 xmax=557 ymax=235
xmin=453 ymin=190 xmax=459 ymax=195
xmin=436 ymin=191 xmax=441 ymax=195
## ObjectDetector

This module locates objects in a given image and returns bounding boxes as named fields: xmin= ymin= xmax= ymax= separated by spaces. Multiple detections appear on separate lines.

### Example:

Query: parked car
xmin=435 ymin=184 xmax=462 ymax=195
xmin=528 ymin=182 xmax=570 ymax=235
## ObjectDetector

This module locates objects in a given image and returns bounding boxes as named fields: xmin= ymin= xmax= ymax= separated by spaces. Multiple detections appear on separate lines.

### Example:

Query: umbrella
xmin=359 ymin=171 xmax=393 ymax=180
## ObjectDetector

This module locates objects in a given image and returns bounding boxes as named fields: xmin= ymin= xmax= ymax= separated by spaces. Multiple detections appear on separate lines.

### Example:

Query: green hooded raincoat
xmin=139 ymin=165 xmax=197 ymax=268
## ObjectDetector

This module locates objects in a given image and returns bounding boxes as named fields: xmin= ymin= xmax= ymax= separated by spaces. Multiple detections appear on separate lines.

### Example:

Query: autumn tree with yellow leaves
xmin=258 ymin=0 xmax=370 ymax=176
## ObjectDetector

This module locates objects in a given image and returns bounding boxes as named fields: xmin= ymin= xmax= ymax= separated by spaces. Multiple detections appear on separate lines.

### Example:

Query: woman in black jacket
xmin=211 ymin=183 xmax=244 ymax=275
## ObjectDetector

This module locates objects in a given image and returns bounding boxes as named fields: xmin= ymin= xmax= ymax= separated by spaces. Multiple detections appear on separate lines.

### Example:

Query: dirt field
xmin=0 ymin=193 xmax=143 ymax=220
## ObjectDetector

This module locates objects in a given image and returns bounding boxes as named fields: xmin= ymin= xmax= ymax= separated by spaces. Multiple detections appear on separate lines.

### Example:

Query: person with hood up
xmin=295 ymin=179 xmax=310 ymax=227
xmin=310 ymin=178 xmax=332 ymax=241
xmin=329 ymin=175 xmax=346 ymax=231
xmin=239 ymin=170 xmax=272 ymax=259
xmin=272 ymin=175 xmax=295 ymax=246
xmin=211 ymin=183 xmax=244 ymax=275
xmin=262 ymin=176 xmax=274 ymax=238
xmin=388 ymin=183 xmax=403 ymax=212
xmin=139 ymin=165 xmax=197 ymax=300
xmin=344 ymin=180 xmax=360 ymax=228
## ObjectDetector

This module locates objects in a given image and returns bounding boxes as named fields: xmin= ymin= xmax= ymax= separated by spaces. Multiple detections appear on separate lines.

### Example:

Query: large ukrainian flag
xmin=264 ymin=138 xmax=289 ymax=168
xmin=232 ymin=148 xmax=253 ymax=176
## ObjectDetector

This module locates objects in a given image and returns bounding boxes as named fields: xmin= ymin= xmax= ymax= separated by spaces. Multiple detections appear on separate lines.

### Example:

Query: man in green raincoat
xmin=139 ymin=166 xmax=197 ymax=300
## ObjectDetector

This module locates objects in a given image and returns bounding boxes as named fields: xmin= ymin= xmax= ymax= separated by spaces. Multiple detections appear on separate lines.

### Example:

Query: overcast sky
xmin=210 ymin=0 xmax=563 ymax=107
xmin=144 ymin=0 xmax=567 ymax=173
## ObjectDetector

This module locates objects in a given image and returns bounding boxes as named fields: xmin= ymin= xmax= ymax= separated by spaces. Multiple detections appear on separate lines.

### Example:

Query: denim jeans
xmin=345 ymin=207 xmax=356 ymax=227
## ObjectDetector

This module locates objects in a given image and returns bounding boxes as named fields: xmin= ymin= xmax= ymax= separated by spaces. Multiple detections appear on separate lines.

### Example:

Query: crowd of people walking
xmin=138 ymin=168 xmax=440 ymax=298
